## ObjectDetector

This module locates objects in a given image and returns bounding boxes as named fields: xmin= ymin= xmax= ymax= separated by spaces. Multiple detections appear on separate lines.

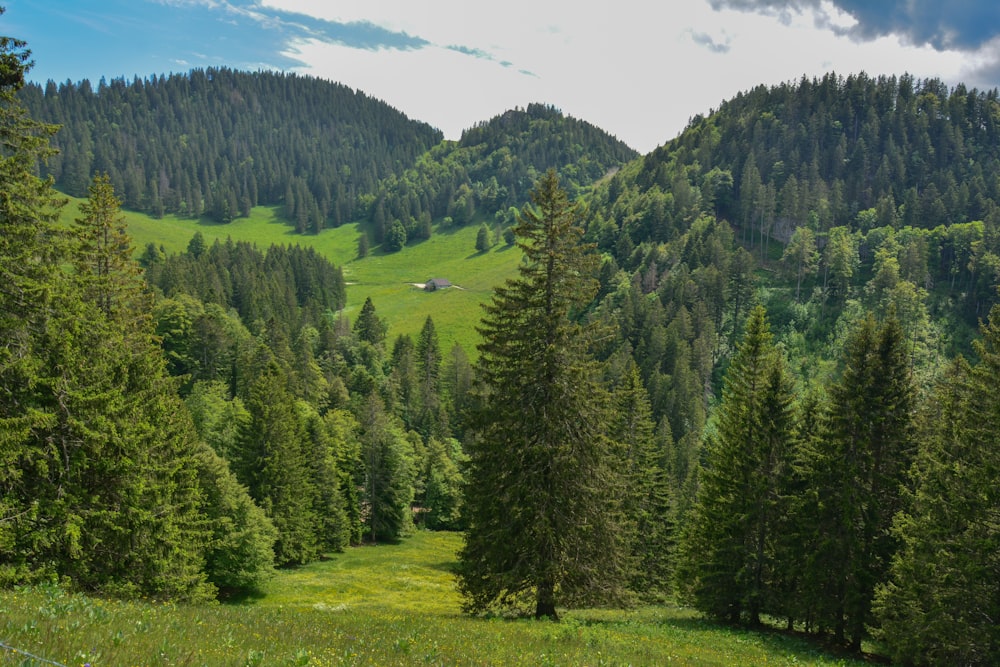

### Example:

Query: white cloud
xmin=264 ymin=0 xmax=975 ymax=152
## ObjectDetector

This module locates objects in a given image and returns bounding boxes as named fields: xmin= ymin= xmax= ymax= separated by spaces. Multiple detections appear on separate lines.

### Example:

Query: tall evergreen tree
xmin=73 ymin=173 xmax=144 ymax=321
xmin=801 ymin=313 xmax=916 ymax=650
xmin=3 ymin=119 xmax=212 ymax=598
xmin=415 ymin=315 xmax=445 ymax=438
xmin=353 ymin=296 xmax=387 ymax=347
xmin=302 ymin=408 xmax=351 ymax=553
xmin=0 ymin=23 xmax=65 ymax=577
xmin=675 ymin=305 xmax=797 ymax=624
xmin=458 ymin=170 xmax=630 ymax=619
xmin=358 ymin=393 xmax=412 ymax=543
xmin=235 ymin=361 xmax=319 ymax=565
xmin=875 ymin=308 xmax=1000 ymax=665
xmin=613 ymin=363 xmax=673 ymax=599
xmin=192 ymin=441 xmax=277 ymax=597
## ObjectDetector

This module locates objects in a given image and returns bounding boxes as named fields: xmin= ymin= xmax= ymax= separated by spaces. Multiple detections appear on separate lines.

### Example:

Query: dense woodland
xmin=19 ymin=68 xmax=443 ymax=228
xmin=19 ymin=73 xmax=635 ymax=244
xmin=2 ymin=17 xmax=1000 ymax=665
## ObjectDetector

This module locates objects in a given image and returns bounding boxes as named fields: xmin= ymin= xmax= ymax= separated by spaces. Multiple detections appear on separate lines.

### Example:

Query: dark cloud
xmin=959 ymin=43 xmax=1000 ymax=92
xmin=691 ymin=31 xmax=731 ymax=54
xmin=709 ymin=0 xmax=1000 ymax=50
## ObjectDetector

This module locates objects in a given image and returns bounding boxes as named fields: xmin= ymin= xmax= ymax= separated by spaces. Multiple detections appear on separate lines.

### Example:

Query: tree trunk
xmin=535 ymin=579 xmax=558 ymax=620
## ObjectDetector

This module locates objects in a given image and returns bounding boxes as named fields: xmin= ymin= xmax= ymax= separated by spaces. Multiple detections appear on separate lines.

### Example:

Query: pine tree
xmin=235 ymin=361 xmax=319 ymax=565
xmin=675 ymin=305 xmax=797 ymax=625
xmin=353 ymin=296 xmax=386 ymax=346
xmin=458 ymin=170 xmax=630 ymax=619
xmin=358 ymin=393 xmax=412 ymax=543
xmin=613 ymin=363 xmax=674 ymax=599
xmin=415 ymin=315 xmax=445 ymax=438
xmin=875 ymin=308 xmax=1000 ymax=665
xmin=802 ymin=313 xmax=916 ymax=650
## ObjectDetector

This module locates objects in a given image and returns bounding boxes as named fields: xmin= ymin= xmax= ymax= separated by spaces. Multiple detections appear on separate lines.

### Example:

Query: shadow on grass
xmin=427 ymin=560 xmax=461 ymax=574
xmin=218 ymin=586 xmax=268 ymax=605
xmin=631 ymin=613 xmax=887 ymax=665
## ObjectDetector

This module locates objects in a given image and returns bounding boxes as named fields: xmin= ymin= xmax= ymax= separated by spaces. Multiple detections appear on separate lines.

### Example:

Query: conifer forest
xmin=4 ymin=10 xmax=1000 ymax=665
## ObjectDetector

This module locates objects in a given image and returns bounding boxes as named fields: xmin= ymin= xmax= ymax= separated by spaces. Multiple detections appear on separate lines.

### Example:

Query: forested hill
xmin=641 ymin=72 xmax=1000 ymax=236
xmin=574 ymin=72 xmax=1000 ymax=496
xmin=584 ymin=72 xmax=1000 ymax=348
xmin=365 ymin=103 xmax=637 ymax=246
xmin=19 ymin=68 xmax=443 ymax=226
xmin=19 ymin=73 xmax=637 ymax=240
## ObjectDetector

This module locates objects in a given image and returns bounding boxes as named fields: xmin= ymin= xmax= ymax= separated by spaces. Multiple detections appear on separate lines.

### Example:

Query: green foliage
xmin=613 ymin=362 xmax=674 ymax=599
xmin=780 ymin=227 xmax=819 ymax=302
xmin=875 ymin=309 xmax=1000 ymax=664
xmin=676 ymin=306 xmax=797 ymax=625
xmin=797 ymin=313 xmax=916 ymax=650
xmin=193 ymin=442 xmax=277 ymax=596
xmin=235 ymin=362 xmax=319 ymax=565
xmin=145 ymin=235 xmax=347 ymax=351
xmin=459 ymin=171 xmax=630 ymax=619
xmin=369 ymin=104 xmax=637 ymax=239
xmin=353 ymin=296 xmax=387 ymax=347
xmin=414 ymin=315 xmax=445 ymax=438
xmin=384 ymin=218 xmax=407 ymax=251
xmin=420 ymin=437 xmax=467 ymax=530
xmin=1 ymin=99 xmax=212 ymax=599
xmin=475 ymin=222 xmax=492 ymax=252
xmin=21 ymin=68 xmax=442 ymax=225
xmin=0 ymin=26 xmax=63 ymax=585
xmin=358 ymin=393 xmax=414 ymax=543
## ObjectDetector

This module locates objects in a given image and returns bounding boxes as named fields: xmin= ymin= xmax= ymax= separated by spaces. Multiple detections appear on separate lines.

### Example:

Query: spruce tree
xmin=613 ymin=363 xmax=673 ymax=599
xmin=303 ymin=408 xmax=351 ymax=553
xmin=358 ymin=393 xmax=412 ymax=543
xmin=235 ymin=361 xmax=319 ymax=565
xmin=875 ymin=308 xmax=1000 ymax=665
xmin=458 ymin=170 xmax=629 ymax=619
xmin=675 ymin=305 xmax=796 ymax=625
xmin=802 ymin=313 xmax=915 ymax=650
xmin=415 ymin=315 xmax=445 ymax=438
xmin=353 ymin=296 xmax=386 ymax=346
xmin=3 ymin=156 xmax=213 ymax=598
xmin=0 ymin=23 xmax=65 ymax=581
xmin=73 ymin=173 xmax=144 ymax=321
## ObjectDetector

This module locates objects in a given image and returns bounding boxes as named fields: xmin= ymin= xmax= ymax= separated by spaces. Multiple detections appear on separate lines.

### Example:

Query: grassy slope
xmin=60 ymin=197 xmax=521 ymax=355
xmin=1 ymin=532 xmax=871 ymax=666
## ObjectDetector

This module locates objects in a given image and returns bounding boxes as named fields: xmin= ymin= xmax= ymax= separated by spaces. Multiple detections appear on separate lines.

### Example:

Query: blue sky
xmin=5 ymin=0 xmax=1000 ymax=153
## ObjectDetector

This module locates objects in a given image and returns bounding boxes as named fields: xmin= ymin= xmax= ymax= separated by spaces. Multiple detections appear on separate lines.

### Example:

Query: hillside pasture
xmin=60 ymin=198 xmax=522 ymax=354
xmin=1 ymin=531 xmax=871 ymax=666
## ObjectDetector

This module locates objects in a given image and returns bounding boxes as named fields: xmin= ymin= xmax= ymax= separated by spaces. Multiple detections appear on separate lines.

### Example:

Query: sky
xmin=5 ymin=0 xmax=1000 ymax=153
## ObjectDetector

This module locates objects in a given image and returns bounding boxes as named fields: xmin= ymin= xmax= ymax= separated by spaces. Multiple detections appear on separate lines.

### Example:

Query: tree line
xmin=19 ymin=67 xmax=442 ymax=228
xmin=363 ymin=104 xmax=637 ymax=248
xmin=19 ymin=75 xmax=637 ymax=247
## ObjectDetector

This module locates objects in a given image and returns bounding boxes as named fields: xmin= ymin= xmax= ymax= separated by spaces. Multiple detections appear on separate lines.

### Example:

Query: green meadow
xmin=60 ymin=198 xmax=522 ymax=354
xmin=1 ymin=531 xmax=870 ymax=666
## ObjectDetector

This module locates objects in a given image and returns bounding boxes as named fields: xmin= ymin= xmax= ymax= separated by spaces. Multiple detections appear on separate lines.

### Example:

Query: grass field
xmin=0 ymin=531 xmax=872 ymax=666
xmin=60 ymin=198 xmax=522 ymax=355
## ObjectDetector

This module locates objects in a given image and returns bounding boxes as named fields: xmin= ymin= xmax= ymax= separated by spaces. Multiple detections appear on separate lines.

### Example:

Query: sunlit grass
xmin=58 ymin=196 xmax=522 ymax=354
xmin=2 ymin=531 xmax=871 ymax=666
